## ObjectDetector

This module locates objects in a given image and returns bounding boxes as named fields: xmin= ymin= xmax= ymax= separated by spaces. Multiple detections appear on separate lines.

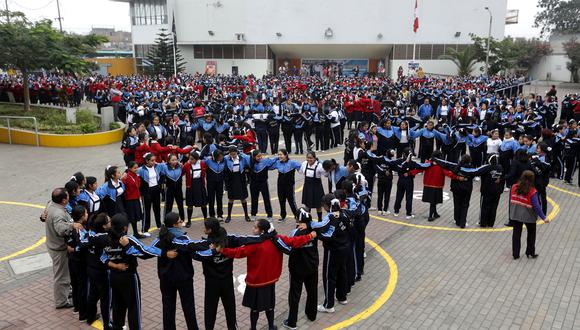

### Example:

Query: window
xmin=194 ymin=45 xmax=203 ymax=59
xmin=212 ymin=45 xmax=223 ymax=59
xmin=244 ymin=45 xmax=255 ymax=59
xmin=130 ymin=0 xmax=168 ymax=26
xmin=223 ymin=45 xmax=233 ymax=59
xmin=233 ymin=45 xmax=244 ymax=59
xmin=256 ymin=45 xmax=267 ymax=59
xmin=202 ymin=45 xmax=213 ymax=59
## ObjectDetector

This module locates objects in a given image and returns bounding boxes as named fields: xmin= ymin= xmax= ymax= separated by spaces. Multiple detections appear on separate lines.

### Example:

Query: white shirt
xmin=154 ymin=126 xmax=162 ymax=139
xmin=232 ymin=157 xmax=241 ymax=172
xmin=86 ymin=190 xmax=101 ymax=213
xmin=112 ymin=180 xmax=124 ymax=196
xmin=400 ymin=130 xmax=408 ymax=143
xmin=191 ymin=162 xmax=202 ymax=179
xmin=329 ymin=110 xmax=341 ymax=128
xmin=439 ymin=105 xmax=449 ymax=116
xmin=300 ymin=161 xmax=326 ymax=179
xmin=487 ymin=138 xmax=502 ymax=154
xmin=147 ymin=167 xmax=158 ymax=187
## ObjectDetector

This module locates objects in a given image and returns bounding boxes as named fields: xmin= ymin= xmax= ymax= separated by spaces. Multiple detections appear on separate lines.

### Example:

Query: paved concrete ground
xmin=0 ymin=142 xmax=579 ymax=330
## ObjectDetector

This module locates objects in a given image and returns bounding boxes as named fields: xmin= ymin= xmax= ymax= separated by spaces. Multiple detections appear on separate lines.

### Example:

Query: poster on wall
xmin=408 ymin=61 xmax=420 ymax=76
xmin=205 ymin=61 xmax=217 ymax=75
xmin=301 ymin=59 xmax=368 ymax=77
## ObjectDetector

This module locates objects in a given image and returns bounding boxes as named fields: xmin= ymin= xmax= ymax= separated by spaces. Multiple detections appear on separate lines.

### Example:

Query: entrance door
xmin=232 ymin=66 xmax=239 ymax=75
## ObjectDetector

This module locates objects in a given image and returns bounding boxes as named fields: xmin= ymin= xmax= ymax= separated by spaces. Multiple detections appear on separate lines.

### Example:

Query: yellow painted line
xmin=370 ymin=197 xmax=559 ymax=232
xmin=0 ymin=201 xmax=45 ymax=209
xmin=325 ymin=237 xmax=397 ymax=330
xmin=0 ymin=237 xmax=46 ymax=262
xmin=548 ymin=184 xmax=580 ymax=198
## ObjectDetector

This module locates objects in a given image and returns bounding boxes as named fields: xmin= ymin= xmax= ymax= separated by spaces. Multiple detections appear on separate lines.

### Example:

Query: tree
xmin=470 ymin=34 xmax=552 ymax=75
xmin=439 ymin=46 xmax=478 ymax=76
xmin=534 ymin=0 xmax=580 ymax=37
xmin=563 ymin=38 xmax=580 ymax=82
xmin=0 ymin=11 xmax=106 ymax=110
xmin=146 ymin=28 xmax=186 ymax=77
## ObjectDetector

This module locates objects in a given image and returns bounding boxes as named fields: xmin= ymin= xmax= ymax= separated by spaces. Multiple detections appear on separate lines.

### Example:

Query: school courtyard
xmin=0 ymin=142 xmax=579 ymax=330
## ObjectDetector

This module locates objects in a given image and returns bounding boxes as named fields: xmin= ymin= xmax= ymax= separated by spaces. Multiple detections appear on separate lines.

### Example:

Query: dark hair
xmin=322 ymin=159 xmax=338 ymax=171
xmin=138 ymin=132 xmax=147 ymax=142
xmin=104 ymin=166 xmax=119 ymax=182
xmin=204 ymin=217 xmax=227 ymax=247
xmin=71 ymin=172 xmax=85 ymax=185
xmin=85 ymin=176 xmax=97 ymax=187
xmin=65 ymin=181 xmax=79 ymax=197
xmin=51 ymin=187 xmax=68 ymax=204
xmin=203 ymin=133 xmax=214 ymax=145
xmin=89 ymin=213 xmax=109 ymax=233
xmin=256 ymin=219 xmax=272 ymax=233
xmin=347 ymin=159 xmax=359 ymax=171
xmin=127 ymin=161 xmax=138 ymax=170
xmin=110 ymin=213 xmax=129 ymax=243
xmin=71 ymin=205 xmax=86 ymax=222
xmin=144 ymin=153 xmax=155 ymax=163
xmin=165 ymin=135 xmax=175 ymax=145
xmin=321 ymin=193 xmax=340 ymax=212
xmin=306 ymin=150 xmax=317 ymax=159
xmin=514 ymin=149 xmax=529 ymax=163
xmin=515 ymin=170 xmax=535 ymax=196
xmin=158 ymin=212 xmax=180 ymax=250
xmin=228 ymin=145 xmax=238 ymax=153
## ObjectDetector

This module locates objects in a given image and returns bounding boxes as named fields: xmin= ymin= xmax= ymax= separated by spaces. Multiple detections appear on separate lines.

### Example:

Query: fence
xmin=493 ymin=80 xmax=533 ymax=99
xmin=0 ymin=116 xmax=39 ymax=146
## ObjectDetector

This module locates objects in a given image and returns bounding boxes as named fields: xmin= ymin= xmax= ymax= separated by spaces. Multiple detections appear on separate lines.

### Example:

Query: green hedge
xmin=0 ymin=104 xmax=102 ymax=134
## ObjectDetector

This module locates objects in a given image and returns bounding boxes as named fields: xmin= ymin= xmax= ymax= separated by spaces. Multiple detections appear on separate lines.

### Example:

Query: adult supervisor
xmin=45 ymin=187 xmax=83 ymax=308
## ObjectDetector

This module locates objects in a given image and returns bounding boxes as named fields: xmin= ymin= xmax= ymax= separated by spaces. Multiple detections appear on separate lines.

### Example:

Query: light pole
xmin=484 ymin=6 xmax=492 ymax=77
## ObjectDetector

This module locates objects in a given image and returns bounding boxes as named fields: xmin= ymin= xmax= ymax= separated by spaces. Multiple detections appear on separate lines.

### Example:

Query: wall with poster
xmin=301 ymin=59 xmax=368 ymax=77
xmin=205 ymin=61 xmax=217 ymax=75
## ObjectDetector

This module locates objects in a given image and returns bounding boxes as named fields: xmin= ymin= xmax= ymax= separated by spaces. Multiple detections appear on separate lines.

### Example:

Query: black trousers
xmin=304 ymin=125 xmax=313 ymax=149
xmin=537 ymin=187 xmax=548 ymax=216
xmin=479 ymin=194 xmax=501 ymax=227
xmin=282 ymin=128 xmax=293 ymax=153
xmin=330 ymin=126 xmax=341 ymax=148
xmin=322 ymin=248 xmax=347 ymax=309
xmin=160 ymin=279 xmax=198 ymax=330
xmin=250 ymin=181 xmax=273 ymax=218
xmin=165 ymin=185 xmax=185 ymax=221
xmin=512 ymin=221 xmax=536 ymax=257
xmin=552 ymin=155 xmax=564 ymax=179
xmin=354 ymin=216 xmax=368 ymax=277
xmin=286 ymin=270 xmax=318 ymax=327
xmin=69 ymin=259 xmax=88 ymax=320
xmin=207 ymin=180 xmax=224 ymax=218
xmin=394 ymin=176 xmax=414 ymax=216
xmin=87 ymin=267 xmax=111 ymax=329
xmin=110 ymin=272 xmax=141 ymax=330
xmin=204 ymin=277 xmax=237 ymax=330
xmin=397 ymin=142 xmax=409 ymax=158
xmin=293 ymin=129 xmax=304 ymax=154
xmin=315 ymin=125 xmax=325 ymax=150
xmin=453 ymin=190 xmax=472 ymax=228
xmin=377 ymin=179 xmax=393 ymax=211
xmin=142 ymin=185 xmax=161 ymax=232
xmin=268 ymin=128 xmax=280 ymax=154
xmin=278 ymin=180 xmax=298 ymax=220
xmin=564 ymin=156 xmax=576 ymax=183
xmin=256 ymin=130 xmax=269 ymax=153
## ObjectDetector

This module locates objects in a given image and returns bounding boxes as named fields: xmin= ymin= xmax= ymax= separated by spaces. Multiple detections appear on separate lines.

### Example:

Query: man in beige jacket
xmin=45 ymin=188 xmax=83 ymax=309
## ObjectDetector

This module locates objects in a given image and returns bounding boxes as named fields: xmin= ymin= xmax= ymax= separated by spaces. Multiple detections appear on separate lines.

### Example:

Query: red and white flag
xmin=413 ymin=0 xmax=419 ymax=33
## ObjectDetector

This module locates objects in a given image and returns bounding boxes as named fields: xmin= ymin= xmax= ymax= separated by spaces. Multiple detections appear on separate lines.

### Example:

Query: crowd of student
xmin=40 ymin=72 xmax=580 ymax=330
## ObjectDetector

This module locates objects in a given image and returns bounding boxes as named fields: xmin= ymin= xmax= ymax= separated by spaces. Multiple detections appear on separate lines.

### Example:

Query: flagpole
xmin=172 ymin=11 xmax=177 ymax=77
xmin=173 ymin=40 xmax=177 ymax=77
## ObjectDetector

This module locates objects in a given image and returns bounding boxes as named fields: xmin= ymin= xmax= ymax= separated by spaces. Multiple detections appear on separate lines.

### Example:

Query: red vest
xmin=509 ymin=185 xmax=537 ymax=208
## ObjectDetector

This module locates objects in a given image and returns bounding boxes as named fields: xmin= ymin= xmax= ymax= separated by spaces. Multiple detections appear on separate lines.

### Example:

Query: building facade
xmin=116 ymin=0 xmax=508 ymax=77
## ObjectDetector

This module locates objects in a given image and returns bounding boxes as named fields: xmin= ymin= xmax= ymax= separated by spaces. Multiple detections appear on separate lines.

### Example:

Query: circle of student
xmin=32 ymin=71 xmax=580 ymax=330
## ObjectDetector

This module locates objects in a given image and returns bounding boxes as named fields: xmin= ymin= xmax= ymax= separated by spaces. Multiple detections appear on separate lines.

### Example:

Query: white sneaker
xmin=474 ymin=177 xmax=480 ymax=182
xmin=406 ymin=214 xmax=415 ymax=219
xmin=504 ymin=187 xmax=509 ymax=192
xmin=364 ymin=252 xmax=367 ymax=258
xmin=385 ymin=210 xmax=392 ymax=215
xmin=250 ymin=215 xmax=257 ymax=221
xmin=217 ymin=216 xmax=224 ymax=222
xmin=338 ymin=300 xmax=348 ymax=305
xmin=266 ymin=217 xmax=273 ymax=222
xmin=141 ymin=232 xmax=151 ymax=237
xmin=368 ymin=207 xmax=377 ymax=211
xmin=317 ymin=305 xmax=335 ymax=313
xmin=393 ymin=213 xmax=399 ymax=217
xmin=378 ymin=211 xmax=384 ymax=215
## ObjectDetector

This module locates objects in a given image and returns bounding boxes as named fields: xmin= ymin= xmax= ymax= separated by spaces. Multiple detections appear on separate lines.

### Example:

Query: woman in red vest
xmin=509 ymin=170 xmax=548 ymax=260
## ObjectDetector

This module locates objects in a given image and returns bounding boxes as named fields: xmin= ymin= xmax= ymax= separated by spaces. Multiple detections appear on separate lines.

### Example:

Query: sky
xmin=6 ymin=0 xmax=542 ymax=38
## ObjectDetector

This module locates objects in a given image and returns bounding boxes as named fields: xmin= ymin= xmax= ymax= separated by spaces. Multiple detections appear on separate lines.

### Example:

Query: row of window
xmin=130 ymin=0 xmax=168 ymax=26
xmin=392 ymin=44 xmax=471 ymax=60
xmin=193 ymin=45 xmax=274 ymax=60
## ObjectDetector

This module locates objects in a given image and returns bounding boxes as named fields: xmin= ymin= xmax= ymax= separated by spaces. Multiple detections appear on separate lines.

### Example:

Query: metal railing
xmin=493 ymin=80 xmax=533 ymax=99
xmin=0 ymin=116 xmax=40 ymax=147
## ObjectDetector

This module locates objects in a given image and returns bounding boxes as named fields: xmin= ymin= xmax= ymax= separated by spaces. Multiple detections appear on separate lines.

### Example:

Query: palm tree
xmin=439 ymin=46 xmax=478 ymax=77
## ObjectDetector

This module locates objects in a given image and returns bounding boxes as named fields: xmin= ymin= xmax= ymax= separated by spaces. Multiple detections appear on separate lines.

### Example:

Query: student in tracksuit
xmin=563 ymin=131 xmax=579 ymax=184
xmin=284 ymin=208 xmax=319 ymax=330
xmin=389 ymin=149 xmax=420 ymax=218
xmin=137 ymin=153 xmax=162 ymax=236
xmin=204 ymin=150 xmax=226 ymax=221
xmin=346 ymin=173 xmax=370 ymax=282
xmin=249 ymin=149 xmax=277 ymax=221
xmin=376 ymin=150 xmax=395 ymax=214
xmin=293 ymin=111 xmax=305 ymax=154
xmin=185 ymin=218 xmax=264 ymax=330
xmin=323 ymin=158 xmax=349 ymax=194
xmin=96 ymin=166 xmax=126 ymax=217
xmin=101 ymin=213 xmax=162 ymax=330
xmin=281 ymin=109 xmax=295 ymax=154
xmin=67 ymin=205 xmax=89 ymax=322
xmin=272 ymin=149 xmax=302 ymax=222
xmin=478 ymin=155 xmax=505 ymax=227
xmin=154 ymin=212 xmax=207 ymax=330
xmin=304 ymin=194 xmax=349 ymax=313
xmin=80 ymin=213 xmax=112 ymax=328
xmin=267 ymin=110 xmax=282 ymax=154
xmin=160 ymin=154 xmax=186 ymax=224
xmin=467 ymin=127 xmax=488 ymax=169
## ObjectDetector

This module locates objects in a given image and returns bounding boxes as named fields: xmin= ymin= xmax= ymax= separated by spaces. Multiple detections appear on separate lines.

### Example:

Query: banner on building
xmin=205 ymin=61 xmax=217 ymax=75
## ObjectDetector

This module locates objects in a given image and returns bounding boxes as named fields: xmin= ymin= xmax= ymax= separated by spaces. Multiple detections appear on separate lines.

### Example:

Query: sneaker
xmin=474 ymin=177 xmax=480 ymax=181
xmin=406 ymin=214 xmax=415 ymax=219
xmin=368 ymin=207 xmax=377 ymax=211
xmin=338 ymin=300 xmax=348 ymax=305
xmin=56 ymin=302 xmax=74 ymax=309
xmin=217 ymin=216 xmax=224 ymax=222
xmin=428 ymin=217 xmax=435 ymax=222
xmin=141 ymin=232 xmax=151 ymax=238
xmin=73 ymin=308 xmax=79 ymax=314
xmin=266 ymin=217 xmax=274 ymax=222
xmin=250 ymin=215 xmax=257 ymax=221
xmin=393 ymin=213 xmax=399 ymax=217
xmin=317 ymin=305 xmax=335 ymax=313
xmin=79 ymin=318 xmax=87 ymax=323
xmin=185 ymin=222 xmax=191 ymax=228
xmin=282 ymin=320 xmax=297 ymax=330
xmin=225 ymin=217 xmax=231 ymax=223
xmin=245 ymin=216 xmax=252 ymax=222
xmin=278 ymin=218 xmax=286 ymax=223
xmin=378 ymin=211 xmax=384 ymax=215
xmin=385 ymin=210 xmax=392 ymax=215
xmin=363 ymin=252 xmax=367 ymax=258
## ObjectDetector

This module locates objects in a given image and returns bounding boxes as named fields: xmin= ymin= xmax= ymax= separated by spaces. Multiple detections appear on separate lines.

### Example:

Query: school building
xmin=114 ymin=0 xmax=509 ymax=78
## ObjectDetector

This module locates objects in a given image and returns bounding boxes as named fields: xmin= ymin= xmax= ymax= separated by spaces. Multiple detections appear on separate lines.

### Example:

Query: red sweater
xmin=182 ymin=160 xmax=207 ymax=188
xmin=221 ymin=234 xmax=312 ymax=287
xmin=149 ymin=141 xmax=172 ymax=163
xmin=415 ymin=161 xmax=460 ymax=189
xmin=135 ymin=143 xmax=150 ymax=165
xmin=122 ymin=171 xmax=141 ymax=200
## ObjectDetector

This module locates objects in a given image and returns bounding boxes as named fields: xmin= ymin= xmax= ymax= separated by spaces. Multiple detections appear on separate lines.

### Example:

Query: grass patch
xmin=0 ymin=104 xmax=102 ymax=134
